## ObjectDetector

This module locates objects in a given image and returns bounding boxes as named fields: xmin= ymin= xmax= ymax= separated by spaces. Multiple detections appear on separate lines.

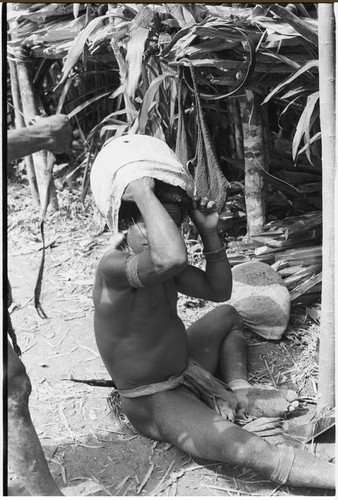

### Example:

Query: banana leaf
xmin=292 ymin=91 xmax=319 ymax=161
xmin=125 ymin=26 xmax=149 ymax=98
xmin=7 ymin=3 xmax=76 ymax=23
xmin=67 ymin=90 xmax=113 ymax=119
xmin=138 ymin=74 xmax=169 ymax=134
xmin=166 ymin=4 xmax=196 ymax=28
xmin=99 ymin=123 xmax=129 ymax=140
xmin=263 ymin=60 xmax=318 ymax=103
xmin=126 ymin=5 xmax=154 ymax=33
xmin=58 ymin=14 xmax=110 ymax=88
xmin=280 ymin=82 xmax=318 ymax=100
xmin=260 ymin=50 xmax=302 ymax=70
xmin=278 ymin=96 xmax=302 ymax=126
xmin=268 ymin=4 xmax=318 ymax=46
xmin=297 ymin=131 xmax=321 ymax=157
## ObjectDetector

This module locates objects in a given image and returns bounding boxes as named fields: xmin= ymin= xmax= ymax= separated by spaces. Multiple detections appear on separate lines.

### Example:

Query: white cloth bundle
xmin=90 ymin=134 xmax=195 ymax=233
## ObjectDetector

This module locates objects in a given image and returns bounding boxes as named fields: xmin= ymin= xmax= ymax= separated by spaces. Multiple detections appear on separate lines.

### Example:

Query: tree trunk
xmin=239 ymin=91 xmax=269 ymax=238
xmin=316 ymin=3 xmax=336 ymax=415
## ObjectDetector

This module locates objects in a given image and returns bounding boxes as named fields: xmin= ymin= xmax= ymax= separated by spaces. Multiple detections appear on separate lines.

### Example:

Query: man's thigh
xmin=124 ymin=386 xmax=238 ymax=458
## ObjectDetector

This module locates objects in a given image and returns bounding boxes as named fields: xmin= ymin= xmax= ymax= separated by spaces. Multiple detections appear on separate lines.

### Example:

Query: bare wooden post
xmin=239 ymin=91 xmax=269 ymax=237
xmin=316 ymin=3 xmax=336 ymax=415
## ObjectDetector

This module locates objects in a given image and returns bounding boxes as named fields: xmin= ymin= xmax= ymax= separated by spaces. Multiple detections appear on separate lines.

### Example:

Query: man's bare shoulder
xmin=96 ymin=247 xmax=129 ymax=287
xmin=98 ymin=247 xmax=124 ymax=266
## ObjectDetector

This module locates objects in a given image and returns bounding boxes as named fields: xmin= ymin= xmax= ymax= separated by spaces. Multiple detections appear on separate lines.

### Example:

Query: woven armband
xmin=125 ymin=254 xmax=145 ymax=288
xmin=271 ymin=445 xmax=295 ymax=484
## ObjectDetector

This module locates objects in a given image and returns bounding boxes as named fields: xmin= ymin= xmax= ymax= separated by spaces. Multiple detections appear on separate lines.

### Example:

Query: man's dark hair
xmin=118 ymin=179 xmax=190 ymax=230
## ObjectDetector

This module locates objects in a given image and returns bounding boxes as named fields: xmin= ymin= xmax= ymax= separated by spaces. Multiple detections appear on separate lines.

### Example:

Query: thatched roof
xmin=8 ymin=3 xmax=318 ymax=93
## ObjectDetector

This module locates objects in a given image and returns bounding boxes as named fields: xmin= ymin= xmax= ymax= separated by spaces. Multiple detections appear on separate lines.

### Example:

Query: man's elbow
xmin=153 ymin=253 xmax=188 ymax=275
xmin=211 ymin=286 xmax=232 ymax=302
xmin=212 ymin=292 xmax=230 ymax=302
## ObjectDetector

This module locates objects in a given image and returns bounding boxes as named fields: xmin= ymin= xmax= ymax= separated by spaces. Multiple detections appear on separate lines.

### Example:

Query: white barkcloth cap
xmin=90 ymin=134 xmax=195 ymax=234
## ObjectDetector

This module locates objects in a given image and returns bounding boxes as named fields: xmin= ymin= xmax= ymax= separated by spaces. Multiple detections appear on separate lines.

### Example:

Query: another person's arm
xmin=175 ymin=196 xmax=232 ymax=302
xmin=7 ymin=115 xmax=72 ymax=163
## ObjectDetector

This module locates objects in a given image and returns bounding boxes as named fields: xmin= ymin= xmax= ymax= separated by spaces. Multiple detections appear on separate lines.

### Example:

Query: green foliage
xmin=7 ymin=2 xmax=321 ymax=189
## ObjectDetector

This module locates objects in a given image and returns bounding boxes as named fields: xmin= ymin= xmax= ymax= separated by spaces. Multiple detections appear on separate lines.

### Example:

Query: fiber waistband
xmin=117 ymin=372 xmax=185 ymax=398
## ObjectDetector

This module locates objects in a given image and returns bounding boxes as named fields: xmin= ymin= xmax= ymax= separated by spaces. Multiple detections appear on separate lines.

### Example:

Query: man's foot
xmin=233 ymin=386 xmax=298 ymax=418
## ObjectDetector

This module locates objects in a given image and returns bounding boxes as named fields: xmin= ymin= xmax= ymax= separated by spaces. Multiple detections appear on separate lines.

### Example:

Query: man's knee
xmin=217 ymin=305 xmax=244 ymax=332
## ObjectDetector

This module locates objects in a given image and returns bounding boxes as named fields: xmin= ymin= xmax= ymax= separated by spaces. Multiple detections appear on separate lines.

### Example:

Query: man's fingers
xmin=206 ymin=200 xmax=216 ymax=210
xmin=190 ymin=196 xmax=218 ymax=215
xmin=199 ymin=197 xmax=208 ymax=207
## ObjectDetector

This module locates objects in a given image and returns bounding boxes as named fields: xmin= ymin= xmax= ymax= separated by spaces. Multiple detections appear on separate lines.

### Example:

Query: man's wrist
xmin=131 ymin=184 xmax=153 ymax=202
xmin=27 ymin=126 xmax=51 ymax=150
xmin=203 ymin=245 xmax=228 ymax=263
xmin=198 ymin=226 xmax=219 ymax=238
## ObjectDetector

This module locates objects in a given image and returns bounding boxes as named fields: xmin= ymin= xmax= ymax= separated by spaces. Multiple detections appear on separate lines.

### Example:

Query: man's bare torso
xmin=93 ymin=254 xmax=188 ymax=391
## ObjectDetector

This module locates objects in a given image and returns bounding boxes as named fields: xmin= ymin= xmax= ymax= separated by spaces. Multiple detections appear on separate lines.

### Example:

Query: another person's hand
xmin=189 ymin=196 xmax=219 ymax=233
xmin=122 ymin=177 xmax=155 ymax=203
xmin=32 ymin=114 xmax=72 ymax=154
xmin=8 ymin=114 xmax=72 ymax=163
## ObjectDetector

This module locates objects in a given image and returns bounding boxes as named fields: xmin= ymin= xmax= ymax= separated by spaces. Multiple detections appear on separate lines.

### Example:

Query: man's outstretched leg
xmin=7 ymin=342 xmax=63 ymax=496
xmin=121 ymin=387 xmax=335 ymax=489
xmin=187 ymin=305 xmax=298 ymax=418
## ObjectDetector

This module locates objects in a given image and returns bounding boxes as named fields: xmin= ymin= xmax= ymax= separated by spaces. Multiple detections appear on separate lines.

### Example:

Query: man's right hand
xmin=122 ymin=177 xmax=155 ymax=203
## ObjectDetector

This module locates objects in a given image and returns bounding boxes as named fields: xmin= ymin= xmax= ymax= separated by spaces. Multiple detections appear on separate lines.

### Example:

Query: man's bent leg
xmin=187 ymin=305 xmax=298 ymax=418
xmin=187 ymin=305 xmax=246 ymax=376
xmin=7 ymin=342 xmax=63 ymax=496
xmin=122 ymin=387 xmax=334 ymax=490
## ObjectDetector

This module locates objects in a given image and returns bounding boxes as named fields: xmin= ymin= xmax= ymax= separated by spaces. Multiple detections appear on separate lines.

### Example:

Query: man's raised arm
xmin=124 ymin=177 xmax=188 ymax=285
xmin=175 ymin=197 xmax=232 ymax=302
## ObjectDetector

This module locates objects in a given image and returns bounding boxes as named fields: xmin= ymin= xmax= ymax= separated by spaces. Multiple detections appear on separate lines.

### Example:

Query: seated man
xmin=7 ymin=114 xmax=71 ymax=496
xmin=93 ymin=177 xmax=334 ymax=489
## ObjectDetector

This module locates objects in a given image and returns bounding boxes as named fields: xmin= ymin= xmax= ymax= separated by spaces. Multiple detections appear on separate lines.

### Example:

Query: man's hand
xmin=189 ymin=196 xmax=219 ymax=233
xmin=122 ymin=177 xmax=155 ymax=203
xmin=33 ymin=115 xmax=72 ymax=154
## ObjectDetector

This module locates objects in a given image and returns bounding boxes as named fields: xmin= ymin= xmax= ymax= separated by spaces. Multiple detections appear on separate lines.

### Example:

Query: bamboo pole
xmin=7 ymin=14 xmax=40 ymax=207
xmin=316 ymin=4 xmax=336 ymax=414
xmin=14 ymin=48 xmax=58 ymax=211
xmin=8 ymin=4 xmax=58 ymax=211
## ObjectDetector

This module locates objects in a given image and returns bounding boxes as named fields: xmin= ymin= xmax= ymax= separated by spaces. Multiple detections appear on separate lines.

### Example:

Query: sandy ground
xmin=6 ymin=183 xmax=334 ymax=496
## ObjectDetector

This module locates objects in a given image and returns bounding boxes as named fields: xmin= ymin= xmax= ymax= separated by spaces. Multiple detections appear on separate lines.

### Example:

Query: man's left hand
xmin=189 ymin=196 xmax=219 ymax=232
